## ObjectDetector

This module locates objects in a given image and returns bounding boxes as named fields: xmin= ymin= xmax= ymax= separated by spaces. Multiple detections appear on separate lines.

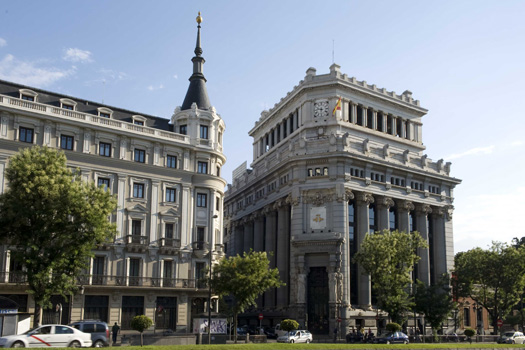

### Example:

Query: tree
xmin=414 ymin=274 xmax=455 ymax=341
xmin=280 ymin=319 xmax=299 ymax=342
xmin=130 ymin=315 xmax=153 ymax=346
xmin=385 ymin=322 xmax=402 ymax=333
xmin=353 ymin=229 xmax=428 ymax=324
xmin=0 ymin=147 xmax=117 ymax=326
xmin=210 ymin=250 xmax=284 ymax=342
xmin=453 ymin=242 xmax=525 ymax=334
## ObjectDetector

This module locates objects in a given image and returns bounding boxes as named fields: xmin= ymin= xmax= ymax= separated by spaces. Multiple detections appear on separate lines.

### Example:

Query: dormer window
xmin=19 ymin=89 xmax=38 ymax=102
xmin=180 ymin=125 xmax=187 ymax=135
xmin=97 ymin=107 xmax=113 ymax=119
xmin=132 ymin=115 xmax=147 ymax=126
xmin=60 ymin=98 xmax=77 ymax=111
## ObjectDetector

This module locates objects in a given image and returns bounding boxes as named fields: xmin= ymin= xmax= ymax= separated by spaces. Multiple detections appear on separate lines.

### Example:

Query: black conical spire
xmin=181 ymin=12 xmax=211 ymax=111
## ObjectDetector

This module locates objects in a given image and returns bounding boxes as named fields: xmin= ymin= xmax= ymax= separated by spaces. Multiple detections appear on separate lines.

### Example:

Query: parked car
xmin=375 ymin=331 xmax=409 ymax=344
xmin=0 ymin=324 xmax=92 ymax=348
xmin=263 ymin=326 xmax=277 ymax=339
xmin=497 ymin=331 xmax=525 ymax=344
xmin=277 ymin=330 xmax=313 ymax=343
xmin=69 ymin=320 xmax=110 ymax=348
xmin=274 ymin=323 xmax=288 ymax=338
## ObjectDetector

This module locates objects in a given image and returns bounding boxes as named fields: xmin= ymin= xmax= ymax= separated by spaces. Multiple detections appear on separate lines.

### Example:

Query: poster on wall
xmin=310 ymin=207 xmax=327 ymax=230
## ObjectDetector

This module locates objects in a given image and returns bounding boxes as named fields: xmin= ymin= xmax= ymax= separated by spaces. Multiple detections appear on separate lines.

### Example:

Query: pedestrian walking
xmin=112 ymin=322 xmax=120 ymax=345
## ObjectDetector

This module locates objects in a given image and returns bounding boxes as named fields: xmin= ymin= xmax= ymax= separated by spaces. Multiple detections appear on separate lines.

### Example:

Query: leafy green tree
xmin=353 ymin=229 xmax=428 ymax=324
xmin=453 ymin=242 xmax=525 ymax=333
xmin=0 ymin=147 xmax=117 ymax=326
xmin=210 ymin=250 xmax=284 ymax=342
xmin=130 ymin=315 xmax=153 ymax=346
xmin=464 ymin=328 xmax=476 ymax=343
xmin=281 ymin=319 xmax=299 ymax=342
xmin=414 ymin=274 xmax=455 ymax=341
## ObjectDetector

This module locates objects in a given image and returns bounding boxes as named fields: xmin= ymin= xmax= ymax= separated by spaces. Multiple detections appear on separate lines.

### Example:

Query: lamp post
xmin=208 ymin=214 xmax=218 ymax=344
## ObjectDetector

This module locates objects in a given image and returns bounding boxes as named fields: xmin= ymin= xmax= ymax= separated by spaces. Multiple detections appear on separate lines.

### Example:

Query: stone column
xmin=350 ymin=104 xmax=357 ymax=124
xmin=397 ymin=200 xmax=415 ymax=233
xmin=243 ymin=218 xmax=254 ymax=253
xmin=362 ymin=106 xmax=367 ymax=127
xmin=150 ymin=180 xmax=160 ymax=243
xmin=253 ymin=212 xmax=264 ymax=251
xmin=0 ymin=159 xmax=6 ymax=194
xmin=431 ymin=207 xmax=448 ymax=277
xmin=401 ymin=120 xmax=407 ymax=139
xmin=276 ymin=202 xmax=290 ymax=308
xmin=372 ymin=110 xmax=378 ymax=130
xmin=180 ymin=184 xmax=192 ymax=248
xmin=355 ymin=192 xmax=374 ymax=309
xmin=416 ymin=204 xmax=432 ymax=285
xmin=264 ymin=206 xmax=277 ymax=307
xmin=116 ymin=174 xmax=127 ymax=242
xmin=376 ymin=197 xmax=394 ymax=231
xmin=392 ymin=117 xmax=398 ymax=136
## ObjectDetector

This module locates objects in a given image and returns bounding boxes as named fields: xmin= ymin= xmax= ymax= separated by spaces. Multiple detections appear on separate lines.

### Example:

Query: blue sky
xmin=1 ymin=1 xmax=524 ymax=253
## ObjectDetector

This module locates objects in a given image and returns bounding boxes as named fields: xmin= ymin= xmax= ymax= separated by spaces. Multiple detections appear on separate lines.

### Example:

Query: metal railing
xmin=125 ymin=234 xmax=149 ymax=245
xmin=192 ymin=241 xmax=209 ymax=251
xmin=160 ymin=238 xmax=181 ymax=248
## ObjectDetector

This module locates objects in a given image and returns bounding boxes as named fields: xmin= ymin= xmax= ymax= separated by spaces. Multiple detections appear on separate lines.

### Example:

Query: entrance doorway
xmin=307 ymin=267 xmax=329 ymax=334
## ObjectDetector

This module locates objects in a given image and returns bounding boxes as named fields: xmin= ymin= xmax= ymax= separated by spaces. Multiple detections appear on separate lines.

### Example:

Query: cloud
xmin=63 ymin=48 xmax=93 ymax=63
xmin=0 ymin=38 xmax=6 ymax=48
xmin=173 ymin=74 xmax=178 ymax=79
xmin=147 ymin=84 xmax=164 ymax=91
xmin=445 ymin=145 xmax=494 ymax=160
xmin=0 ymin=54 xmax=75 ymax=87
xmin=511 ymin=140 xmax=523 ymax=147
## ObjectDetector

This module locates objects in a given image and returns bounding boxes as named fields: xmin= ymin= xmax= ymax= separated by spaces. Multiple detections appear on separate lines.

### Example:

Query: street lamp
xmin=208 ymin=214 xmax=218 ymax=344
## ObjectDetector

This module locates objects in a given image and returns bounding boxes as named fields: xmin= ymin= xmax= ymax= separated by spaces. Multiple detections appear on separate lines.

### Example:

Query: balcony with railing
xmin=159 ymin=238 xmax=181 ymax=254
xmin=75 ymin=274 xmax=197 ymax=289
xmin=125 ymin=235 xmax=149 ymax=252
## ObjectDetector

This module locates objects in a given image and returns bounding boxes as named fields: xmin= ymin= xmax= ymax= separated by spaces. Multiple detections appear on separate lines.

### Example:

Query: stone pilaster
xmin=355 ymin=192 xmax=374 ymax=309
xmin=416 ymin=204 xmax=432 ymax=285
xmin=376 ymin=196 xmax=394 ymax=231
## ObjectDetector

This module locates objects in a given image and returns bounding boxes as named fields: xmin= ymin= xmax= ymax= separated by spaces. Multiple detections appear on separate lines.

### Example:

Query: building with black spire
xmin=0 ymin=12 xmax=226 ymax=334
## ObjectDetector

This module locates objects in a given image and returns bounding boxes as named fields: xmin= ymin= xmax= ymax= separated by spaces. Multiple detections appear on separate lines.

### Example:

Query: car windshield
xmin=504 ymin=332 xmax=515 ymax=337
xmin=22 ymin=327 xmax=40 ymax=335
xmin=288 ymin=331 xmax=297 ymax=336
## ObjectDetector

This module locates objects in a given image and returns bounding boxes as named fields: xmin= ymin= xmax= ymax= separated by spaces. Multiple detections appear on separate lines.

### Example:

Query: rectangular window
xmin=200 ymin=125 xmax=208 ymax=139
xmin=216 ymin=197 xmax=220 ymax=211
xmin=133 ymin=183 xmax=144 ymax=198
xmin=19 ymin=127 xmax=34 ymax=143
xmin=197 ymin=161 xmax=208 ymax=174
xmin=62 ymin=104 xmax=74 ymax=110
xmin=99 ymin=142 xmax=111 ymax=157
xmin=100 ymin=113 xmax=110 ymax=118
xmin=60 ymin=135 xmax=74 ymax=150
xmin=165 ymin=223 xmax=174 ymax=239
xmin=134 ymin=120 xmax=144 ymax=126
xmin=163 ymin=260 xmax=173 ymax=279
xmin=166 ymin=155 xmax=177 ymax=169
xmin=197 ymin=193 xmax=207 ymax=208
xmin=134 ymin=149 xmax=145 ymax=163
xmin=180 ymin=125 xmax=187 ymax=135
xmin=165 ymin=188 xmax=176 ymax=202
xmin=131 ymin=220 xmax=142 ymax=236
xmin=21 ymin=95 xmax=34 ymax=101
xmin=98 ymin=178 xmax=110 ymax=191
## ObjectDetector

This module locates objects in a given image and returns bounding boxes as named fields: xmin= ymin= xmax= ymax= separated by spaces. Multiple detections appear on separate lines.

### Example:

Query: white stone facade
xmin=224 ymin=64 xmax=460 ymax=334
xmin=0 ymin=82 xmax=226 ymax=331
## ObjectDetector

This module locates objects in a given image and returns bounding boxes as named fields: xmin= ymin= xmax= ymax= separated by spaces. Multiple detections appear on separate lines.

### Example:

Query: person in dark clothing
xmin=112 ymin=322 xmax=120 ymax=345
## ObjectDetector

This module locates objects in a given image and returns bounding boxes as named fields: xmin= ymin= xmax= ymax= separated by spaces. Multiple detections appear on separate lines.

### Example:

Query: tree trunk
xmin=234 ymin=312 xmax=238 ymax=344
xmin=140 ymin=332 xmax=143 ymax=347
xmin=33 ymin=304 xmax=41 ymax=328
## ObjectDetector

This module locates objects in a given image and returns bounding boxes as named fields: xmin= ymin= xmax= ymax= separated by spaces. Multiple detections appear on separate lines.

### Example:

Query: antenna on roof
xmin=332 ymin=39 xmax=335 ymax=64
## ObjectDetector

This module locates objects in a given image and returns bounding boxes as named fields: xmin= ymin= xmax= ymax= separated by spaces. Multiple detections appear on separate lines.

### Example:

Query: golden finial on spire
xmin=196 ymin=12 xmax=202 ymax=24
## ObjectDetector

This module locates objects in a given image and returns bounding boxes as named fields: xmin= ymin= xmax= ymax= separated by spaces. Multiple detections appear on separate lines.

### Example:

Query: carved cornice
xmin=445 ymin=205 xmax=454 ymax=221
xmin=433 ymin=207 xmax=445 ymax=218
xmin=303 ymin=191 xmax=334 ymax=206
xmin=398 ymin=200 xmax=415 ymax=212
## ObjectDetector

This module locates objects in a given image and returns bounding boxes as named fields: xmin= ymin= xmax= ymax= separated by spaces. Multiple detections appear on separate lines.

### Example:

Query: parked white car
xmin=0 ymin=325 xmax=92 ymax=348
xmin=498 ymin=331 xmax=525 ymax=344
xmin=277 ymin=329 xmax=313 ymax=343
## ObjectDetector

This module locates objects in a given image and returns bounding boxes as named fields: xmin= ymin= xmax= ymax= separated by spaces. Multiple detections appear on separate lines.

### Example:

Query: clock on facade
xmin=314 ymin=101 xmax=329 ymax=118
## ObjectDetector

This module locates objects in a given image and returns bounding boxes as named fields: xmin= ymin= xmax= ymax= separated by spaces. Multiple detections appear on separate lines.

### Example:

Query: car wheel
xmin=93 ymin=340 xmax=104 ymax=348
xmin=512 ymin=340 xmax=516 ymax=344
xmin=11 ymin=341 xmax=25 ymax=348
xmin=404 ymin=340 xmax=408 ymax=344
xmin=386 ymin=340 xmax=391 ymax=344
xmin=306 ymin=339 xmax=311 ymax=343
xmin=68 ymin=341 xmax=81 ymax=348
xmin=290 ymin=339 xmax=294 ymax=343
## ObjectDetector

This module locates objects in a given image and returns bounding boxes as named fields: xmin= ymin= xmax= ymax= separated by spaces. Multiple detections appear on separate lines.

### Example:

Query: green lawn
xmin=112 ymin=344 xmax=525 ymax=350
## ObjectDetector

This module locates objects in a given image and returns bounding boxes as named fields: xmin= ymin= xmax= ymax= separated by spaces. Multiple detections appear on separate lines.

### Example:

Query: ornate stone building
xmin=224 ymin=64 xmax=461 ymax=334
xmin=0 ymin=15 xmax=225 ymax=332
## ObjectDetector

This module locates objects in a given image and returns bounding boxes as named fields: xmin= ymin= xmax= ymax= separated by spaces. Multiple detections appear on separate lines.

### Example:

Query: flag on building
xmin=332 ymin=97 xmax=342 ymax=116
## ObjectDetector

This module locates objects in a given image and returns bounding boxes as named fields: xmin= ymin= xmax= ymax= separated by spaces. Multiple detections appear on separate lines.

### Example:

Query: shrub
xmin=280 ymin=319 xmax=299 ymax=332
xmin=464 ymin=328 xmax=476 ymax=337
xmin=386 ymin=322 xmax=402 ymax=333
